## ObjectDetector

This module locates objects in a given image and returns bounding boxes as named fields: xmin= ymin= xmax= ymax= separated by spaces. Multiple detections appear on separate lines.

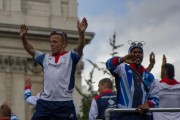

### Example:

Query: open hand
xmin=162 ymin=54 xmax=166 ymax=68
xmin=20 ymin=24 xmax=28 ymax=40
xmin=149 ymin=52 xmax=155 ymax=66
xmin=24 ymin=75 xmax=32 ymax=87
xmin=77 ymin=17 xmax=88 ymax=33
xmin=122 ymin=53 xmax=135 ymax=64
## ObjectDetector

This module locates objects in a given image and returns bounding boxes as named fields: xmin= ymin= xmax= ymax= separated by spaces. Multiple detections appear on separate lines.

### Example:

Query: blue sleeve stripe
xmin=71 ymin=50 xmax=81 ymax=64
xmin=148 ymin=97 xmax=159 ymax=107
xmin=68 ymin=61 xmax=76 ymax=90
xmin=148 ymin=97 xmax=159 ymax=101
xmin=69 ymin=51 xmax=80 ymax=90
xmin=147 ymin=71 xmax=155 ymax=82
xmin=120 ymin=77 xmax=129 ymax=106
xmin=25 ymin=89 xmax=31 ymax=94
xmin=106 ymin=58 xmax=116 ymax=72
xmin=125 ymin=65 xmax=132 ymax=88
xmin=11 ymin=116 xmax=19 ymax=120
xmin=34 ymin=53 xmax=45 ymax=66
xmin=117 ymin=82 xmax=125 ymax=106
xmin=24 ymin=89 xmax=31 ymax=100
xmin=11 ymin=113 xmax=19 ymax=120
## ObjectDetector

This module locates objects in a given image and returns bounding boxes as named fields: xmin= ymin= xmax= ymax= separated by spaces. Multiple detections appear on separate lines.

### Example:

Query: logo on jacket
xmin=108 ymin=99 xmax=115 ymax=105
xmin=69 ymin=113 xmax=74 ymax=119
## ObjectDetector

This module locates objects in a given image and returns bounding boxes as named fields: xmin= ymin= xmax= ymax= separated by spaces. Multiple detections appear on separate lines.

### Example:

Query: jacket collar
xmin=130 ymin=63 xmax=146 ymax=74
xmin=160 ymin=78 xmax=180 ymax=85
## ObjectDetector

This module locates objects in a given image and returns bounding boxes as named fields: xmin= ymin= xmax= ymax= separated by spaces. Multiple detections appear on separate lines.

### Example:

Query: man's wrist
xmin=146 ymin=101 xmax=153 ymax=108
xmin=24 ymin=85 xmax=32 ymax=90
xmin=149 ymin=63 xmax=154 ymax=67
xmin=21 ymin=37 xmax=27 ymax=41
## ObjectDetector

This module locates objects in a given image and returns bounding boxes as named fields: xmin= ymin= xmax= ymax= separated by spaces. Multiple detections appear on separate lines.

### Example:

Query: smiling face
xmin=50 ymin=34 xmax=66 ymax=55
xmin=131 ymin=48 xmax=143 ymax=65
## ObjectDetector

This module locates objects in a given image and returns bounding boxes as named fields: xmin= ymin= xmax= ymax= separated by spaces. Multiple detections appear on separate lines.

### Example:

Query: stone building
xmin=0 ymin=0 xmax=94 ymax=119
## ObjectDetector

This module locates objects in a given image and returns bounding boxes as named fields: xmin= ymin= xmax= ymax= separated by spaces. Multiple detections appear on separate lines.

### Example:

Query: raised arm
xmin=146 ymin=52 xmax=155 ymax=72
xmin=24 ymin=75 xmax=39 ymax=106
xmin=75 ymin=17 xmax=88 ymax=55
xmin=161 ymin=54 xmax=166 ymax=68
xmin=106 ymin=54 xmax=134 ymax=73
xmin=24 ymin=75 xmax=32 ymax=103
xmin=20 ymin=24 xmax=35 ymax=57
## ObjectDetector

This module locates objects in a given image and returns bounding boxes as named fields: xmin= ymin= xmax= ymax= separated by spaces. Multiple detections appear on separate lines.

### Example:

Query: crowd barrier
xmin=104 ymin=108 xmax=180 ymax=120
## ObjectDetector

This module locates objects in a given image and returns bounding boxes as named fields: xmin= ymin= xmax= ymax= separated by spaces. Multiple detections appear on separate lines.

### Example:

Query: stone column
xmin=10 ymin=0 xmax=21 ymax=12
xmin=51 ymin=0 xmax=61 ymax=16
xmin=68 ymin=0 xmax=77 ymax=18
xmin=0 ymin=0 xmax=3 ymax=10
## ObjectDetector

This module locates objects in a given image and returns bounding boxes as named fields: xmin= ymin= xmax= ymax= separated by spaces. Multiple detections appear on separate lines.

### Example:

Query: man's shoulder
xmin=142 ymin=71 xmax=155 ymax=84
xmin=94 ymin=94 xmax=101 ymax=100
xmin=144 ymin=70 xmax=154 ymax=78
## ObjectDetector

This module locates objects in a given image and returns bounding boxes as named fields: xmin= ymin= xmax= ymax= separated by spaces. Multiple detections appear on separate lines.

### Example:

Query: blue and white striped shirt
xmin=106 ymin=57 xmax=159 ymax=108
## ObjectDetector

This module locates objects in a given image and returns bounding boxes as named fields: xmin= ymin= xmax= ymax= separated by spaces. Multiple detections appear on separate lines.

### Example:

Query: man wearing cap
xmin=19 ymin=17 xmax=88 ymax=120
xmin=106 ymin=41 xmax=159 ymax=120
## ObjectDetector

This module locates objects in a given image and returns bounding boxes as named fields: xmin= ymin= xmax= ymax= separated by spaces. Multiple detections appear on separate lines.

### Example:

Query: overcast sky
xmin=77 ymin=0 xmax=180 ymax=91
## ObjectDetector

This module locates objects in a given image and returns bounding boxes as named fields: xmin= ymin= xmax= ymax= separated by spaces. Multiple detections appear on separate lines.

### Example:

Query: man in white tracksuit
xmin=153 ymin=55 xmax=180 ymax=120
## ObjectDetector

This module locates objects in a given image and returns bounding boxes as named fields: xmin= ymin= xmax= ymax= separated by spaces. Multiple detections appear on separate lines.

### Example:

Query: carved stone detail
xmin=0 ymin=55 xmax=42 ymax=74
